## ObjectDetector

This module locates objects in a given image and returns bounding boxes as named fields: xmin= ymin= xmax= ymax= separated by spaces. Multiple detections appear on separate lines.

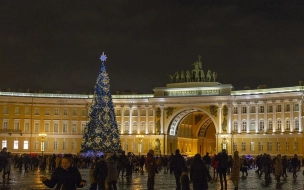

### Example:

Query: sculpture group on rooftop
xmin=168 ymin=56 xmax=217 ymax=83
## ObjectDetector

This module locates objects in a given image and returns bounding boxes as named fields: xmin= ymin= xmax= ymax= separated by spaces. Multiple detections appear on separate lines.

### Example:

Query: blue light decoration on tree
xmin=80 ymin=52 xmax=122 ymax=154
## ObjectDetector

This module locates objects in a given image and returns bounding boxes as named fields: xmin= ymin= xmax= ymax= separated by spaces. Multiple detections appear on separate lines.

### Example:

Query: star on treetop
xmin=100 ymin=52 xmax=107 ymax=62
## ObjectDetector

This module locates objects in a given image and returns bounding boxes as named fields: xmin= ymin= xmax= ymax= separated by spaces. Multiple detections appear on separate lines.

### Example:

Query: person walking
xmin=281 ymin=155 xmax=288 ymax=178
xmin=190 ymin=154 xmax=212 ymax=190
xmin=180 ymin=166 xmax=190 ymax=190
xmin=170 ymin=149 xmax=186 ymax=190
xmin=230 ymin=151 xmax=241 ymax=190
xmin=3 ymin=152 xmax=12 ymax=180
xmin=291 ymin=154 xmax=299 ymax=179
xmin=274 ymin=154 xmax=282 ymax=182
xmin=0 ymin=147 xmax=8 ymax=181
xmin=117 ymin=151 xmax=128 ymax=178
xmin=106 ymin=155 xmax=118 ymax=190
xmin=217 ymin=149 xmax=228 ymax=190
xmin=94 ymin=155 xmax=108 ymax=190
xmin=41 ymin=154 xmax=86 ymax=190
xmin=145 ymin=150 xmax=157 ymax=190
xmin=202 ymin=152 xmax=211 ymax=171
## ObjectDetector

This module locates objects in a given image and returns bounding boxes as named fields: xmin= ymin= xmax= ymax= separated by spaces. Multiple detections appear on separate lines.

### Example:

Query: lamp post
xmin=39 ymin=133 xmax=47 ymax=157
xmin=136 ymin=135 xmax=144 ymax=156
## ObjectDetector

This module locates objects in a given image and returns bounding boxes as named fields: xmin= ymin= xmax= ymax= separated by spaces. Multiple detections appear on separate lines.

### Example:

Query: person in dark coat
xmin=0 ymin=147 xmax=8 ymax=180
xmin=145 ymin=150 xmax=157 ymax=190
xmin=41 ymin=154 xmax=86 ymax=190
xmin=190 ymin=154 xmax=212 ymax=190
xmin=180 ymin=166 xmax=190 ymax=190
xmin=217 ymin=149 xmax=228 ymax=190
xmin=170 ymin=149 xmax=186 ymax=190
xmin=106 ymin=155 xmax=118 ymax=190
xmin=94 ymin=155 xmax=108 ymax=190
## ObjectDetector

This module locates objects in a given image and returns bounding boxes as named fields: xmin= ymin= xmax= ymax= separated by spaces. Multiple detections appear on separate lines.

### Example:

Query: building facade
xmin=0 ymin=81 xmax=303 ymax=157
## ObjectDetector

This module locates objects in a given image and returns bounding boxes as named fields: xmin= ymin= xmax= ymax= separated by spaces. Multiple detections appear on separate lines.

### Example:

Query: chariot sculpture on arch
xmin=168 ymin=55 xmax=218 ymax=83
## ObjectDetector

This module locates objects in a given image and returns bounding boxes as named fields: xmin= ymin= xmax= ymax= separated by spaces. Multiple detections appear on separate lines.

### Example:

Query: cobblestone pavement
xmin=1 ymin=167 xmax=304 ymax=189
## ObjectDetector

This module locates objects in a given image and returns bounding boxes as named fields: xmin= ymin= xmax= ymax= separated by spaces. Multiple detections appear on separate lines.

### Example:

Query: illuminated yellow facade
xmin=0 ymin=82 xmax=303 ymax=157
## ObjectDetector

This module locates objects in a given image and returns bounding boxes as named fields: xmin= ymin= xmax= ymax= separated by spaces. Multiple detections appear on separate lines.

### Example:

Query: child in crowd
xmin=180 ymin=166 xmax=190 ymax=190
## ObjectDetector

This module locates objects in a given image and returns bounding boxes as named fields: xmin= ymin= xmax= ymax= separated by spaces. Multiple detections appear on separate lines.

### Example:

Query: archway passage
xmin=167 ymin=108 xmax=216 ymax=156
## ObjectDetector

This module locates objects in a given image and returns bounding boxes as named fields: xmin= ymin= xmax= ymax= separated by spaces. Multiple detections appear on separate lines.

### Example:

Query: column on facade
xmin=246 ymin=104 xmax=250 ymax=133
xmin=160 ymin=105 xmax=164 ymax=134
xmin=137 ymin=106 xmax=141 ymax=134
xmin=281 ymin=100 xmax=285 ymax=133
xmin=121 ymin=106 xmax=124 ymax=134
xmin=153 ymin=107 xmax=156 ymax=134
xmin=299 ymin=101 xmax=302 ymax=132
xmin=228 ymin=103 xmax=232 ymax=134
xmin=129 ymin=106 xmax=133 ymax=134
xmin=237 ymin=103 xmax=241 ymax=133
xmin=218 ymin=104 xmax=222 ymax=134
xmin=290 ymin=101 xmax=294 ymax=132
xmin=145 ymin=106 xmax=149 ymax=134
xmin=264 ymin=102 xmax=267 ymax=133
xmin=255 ymin=103 xmax=259 ymax=133
xmin=273 ymin=103 xmax=276 ymax=133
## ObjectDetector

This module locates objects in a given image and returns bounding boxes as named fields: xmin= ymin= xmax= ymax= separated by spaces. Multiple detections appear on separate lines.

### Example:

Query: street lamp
xmin=136 ymin=135 xmax=144 ymax=156
xmin=39 ymin=133 xmax=47 ymax=157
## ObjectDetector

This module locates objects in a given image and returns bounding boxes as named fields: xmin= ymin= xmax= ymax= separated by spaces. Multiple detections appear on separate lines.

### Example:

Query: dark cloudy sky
xmin=1 ymin=0 xmax=304 ymax=94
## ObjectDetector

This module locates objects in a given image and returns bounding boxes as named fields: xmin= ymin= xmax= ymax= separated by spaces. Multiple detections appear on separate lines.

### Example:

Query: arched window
xmin=124 ymin=122 xmax=129 ymax=133
xmin=259 ymin=120 xmax=264 ymax=131
xmin=242 ymin=121 xmax=247 ymax=131
xmin=285 ymin=119 xmax=290 ymax=130
xmin=140 ymin=122 xmax=145 ymax=133
xmin=268 ymin=119 xmax=273 ymax=131
xmin=250 ymin=120 xmax=255 ymax=131
xmin=132 ymin=121 xmax=137 ymax=132
xmin=294 ymin=118 xmax=299 ymax=130
xmin=277 ymin=119 xmax=281 ymax=130
xmin=233 ymin=121 xmax=238 ymax=132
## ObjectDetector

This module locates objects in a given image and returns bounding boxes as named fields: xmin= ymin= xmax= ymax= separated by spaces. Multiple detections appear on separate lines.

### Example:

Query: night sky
xmin=1 ymin=0 xmax=304 ymax=94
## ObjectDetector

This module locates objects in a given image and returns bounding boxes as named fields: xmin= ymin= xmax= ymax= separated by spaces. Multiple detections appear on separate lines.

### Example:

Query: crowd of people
xmin=0 ymin=146 xmax=304 ymax=190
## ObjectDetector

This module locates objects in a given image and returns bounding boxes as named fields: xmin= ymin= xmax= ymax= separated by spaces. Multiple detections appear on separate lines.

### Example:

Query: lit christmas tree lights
xmin=80 ymin=52 xmax=122 ymax=153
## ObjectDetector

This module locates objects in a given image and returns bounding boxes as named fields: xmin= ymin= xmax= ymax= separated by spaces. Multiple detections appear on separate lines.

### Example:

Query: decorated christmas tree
xmin=80 ymin=52 xmax=122 ymax=153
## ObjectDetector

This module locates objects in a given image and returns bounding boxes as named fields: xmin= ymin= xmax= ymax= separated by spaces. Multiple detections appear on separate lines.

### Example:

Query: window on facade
xmin=44 ymin=123 xmax=50 ymax=132
xmin=3 ymin=107 xmax=8 ymax=114
xmin=276 ymin=142 xmax=280 ymax=151
xmin=72 ymin=109 xmax=77 ymax=116
xmin=44 ymin=141 xmax=48 ymax=150
xmin=3 ymin=121 xmax=8 ymax=130
xmin=24 ymin=141 xmax=28 ymax=149
xmin=81 ymin=123 xmax=86 ymax=132
xmin=149 ymin=110 xmax=153 ymax=116
xmin=124 ymin=122 xmax=129 ymax=132
xmin=242 ymin=121 xmax=247 ymax=131
xmin=294 ymin=104 xmax=299 ymax=111
xmin=116 ymin=110 xmax=121 ymax=116
xmin=133 ymin=110 xmax=138 ymax=116
xmin=241 ymin=142 xmax=246 ymax=151
xmin=54 ymin=123 xmax=59 ymax=132
xmin=250 ymin=142 xmax=254 ymax=151
xmin=250 ymin=106 xmax=255 ymax=113
xmin=141 ymin=109 xmax=146 ymax=116
xmin=34 ymin=141 xmax=38 ymax=150
xmin=258 ymin=142 xmax=263 ymax=151
xmin=63 ymin=142 xmax=67 ymax=150
xmin=63 ymin=123 xmax=68 ymax=132
xmin=268 ymin=120 xmax=273 ymax=131
xmin=267 ymin=142 xmax=272 ymax=151
xmin=34 ymin=108 xmax=39 ymax=115
xmin=242 ymin=107 xmax=247 ymax=114
xmin=260 ymin=106 xmax=264 ymax=113
xmin=295 ymin=119 xmax=299 ymax=130
xmin=132 ymin=122 xmax=137 ymax=132
xmin=277 ymin=120 xmax=281 ymax=130
xmin=259 ymin=120 xmax=264 ymax=131
xmin=15 ymin=107 xmax=20 ymax=115
xmin=34 ymin=123 xmax=39 ymax=132
xmin=250 ymin=120 xmax=255 ymax=131
xmin=268 ymin=105 xmax=273 ymax=113
xmin=25 ymin=107 xmax=30 ymax=115
xmin=14 ymin=140 xmax=18 ymax=149
xmin=233 ymin=107 xmax=237 ymax=114
xmin=24 ymin=122 xmax=29 ymax=132
xmin=63 ymin=108 xmax=68 ymax=116
xmin=124 ymin=142 xmax=128 ymax=151
xmin=54 ymin=108 xmax=59 ymax=115
xmin=149 ymin=122 xmax=153 ymax=133
xmin=2 ymin=140 xmax=7 ymax=149
xmin=140 ymin=122 xmax=145 ymax=132
xmin=81 ymin=109 xmax=86 ymax=116
xmin=285 ymin=120 xmax=290 ymax=130
xmin=233 ymin=121 xmax=238 ymax=132
xmin=54 ymin=141 xmax=58 ymax=150
xmin=286 ymin=142 xmax=289 ymax=151
xmin=124 ymin=110 xmax=129 ymax=116
xmin=72 ymin=142 xmax=76 ymax=150
xmin=294 ymin=142 xmax=298 ymax=151
xmin=277 ymin=105 xmax=282 ymax=112
xmin=14 ymin=121 xmax=20 ymax=130
xmin=233 ymin=142 xmax=237 ymax=152
xmin=45 ymin=108 xmax=50 ymax=115
xmin=286 ymin=104 xmax=290 ymax=112
xmin=72 ymin=123 xmax=77 ymax=133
